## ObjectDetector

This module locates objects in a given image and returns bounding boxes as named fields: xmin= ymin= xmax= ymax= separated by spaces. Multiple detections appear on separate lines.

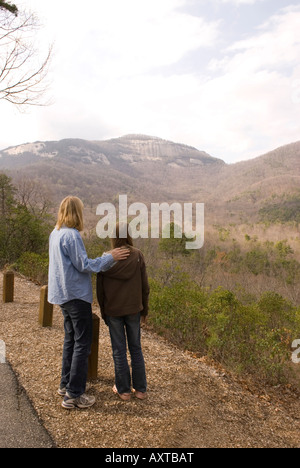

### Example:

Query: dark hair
xmin=111 ymin=223 xmax=133 ymax=249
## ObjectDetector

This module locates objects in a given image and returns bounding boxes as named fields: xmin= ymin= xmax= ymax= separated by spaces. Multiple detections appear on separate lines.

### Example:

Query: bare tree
xmin=14 ymin=175 xmax=54 ymax=217
xmin=0 ymin=5 xmax=52 ymax=107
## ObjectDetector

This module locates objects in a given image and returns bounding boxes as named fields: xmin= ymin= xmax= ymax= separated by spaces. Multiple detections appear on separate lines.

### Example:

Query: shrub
xmin=16 ymin=252 xmax=49 ymax=284
xmin=149 ymin=275 xmax=300 ymax=384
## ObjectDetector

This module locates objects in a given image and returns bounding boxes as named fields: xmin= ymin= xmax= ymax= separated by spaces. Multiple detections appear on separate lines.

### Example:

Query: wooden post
xmin=3 ymin=271 xmax=14 ymax=303
xmin=38 ymin=285 xmax=53 ymax=327
xmin=88 ymin=313 xmax=100 ymax=381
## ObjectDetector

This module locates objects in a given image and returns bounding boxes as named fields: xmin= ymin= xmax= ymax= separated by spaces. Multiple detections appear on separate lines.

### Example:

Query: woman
xmin=48 ymin=196 xmax=129 ymax=410
xmin=97 ymin=223 xmax=150 ymax=401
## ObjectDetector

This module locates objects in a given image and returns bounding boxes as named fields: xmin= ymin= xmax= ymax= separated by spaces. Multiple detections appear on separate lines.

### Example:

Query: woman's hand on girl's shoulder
xmin=110 ymin=247 xmax=130 ymax=261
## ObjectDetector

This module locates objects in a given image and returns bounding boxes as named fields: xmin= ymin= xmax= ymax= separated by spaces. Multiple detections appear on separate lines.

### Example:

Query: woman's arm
xmin=63 ymin=230 xmax=129 ymax=274
xmin=63 ymin=230 xmax=123 ymax=273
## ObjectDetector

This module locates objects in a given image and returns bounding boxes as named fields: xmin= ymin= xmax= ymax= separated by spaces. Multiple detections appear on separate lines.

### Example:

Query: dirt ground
xmin=0 ymin=271 xmax=300 ymax=448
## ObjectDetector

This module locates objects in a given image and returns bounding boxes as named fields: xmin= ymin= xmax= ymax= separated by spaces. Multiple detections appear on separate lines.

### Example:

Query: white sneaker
xmin=57 ymin=387 xmax=67 ymax=397
xmin=62 ymin=392 xmax=96 ymax=410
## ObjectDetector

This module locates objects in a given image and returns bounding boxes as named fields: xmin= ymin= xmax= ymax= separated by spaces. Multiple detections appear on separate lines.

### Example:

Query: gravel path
xmin=0 ymin=272 xmax=299 ymax=448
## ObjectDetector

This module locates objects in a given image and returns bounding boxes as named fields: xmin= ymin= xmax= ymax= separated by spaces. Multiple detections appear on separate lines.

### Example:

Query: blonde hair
xmin=111 ymin=223 xmax=133 ymax=249
xmin=56 ymin=196 xmax=84 ymax=232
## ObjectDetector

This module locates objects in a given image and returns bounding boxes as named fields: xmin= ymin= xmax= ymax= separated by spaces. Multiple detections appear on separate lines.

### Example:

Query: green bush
xmin=259 ymin=193 xmax=300 ymax=224
xmin=149 ymin=275 xmax=300 ymax=384
xmin=0 ymin=173 xmax=51 ymax=267
xmin=16 ymin=252 xmax=49 ymax=285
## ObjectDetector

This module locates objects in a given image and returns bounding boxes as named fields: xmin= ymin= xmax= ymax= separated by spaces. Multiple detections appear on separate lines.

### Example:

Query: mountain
xmin=210 ymin=141 xmax=300 ymax=223
xmin=0 ymin=135 xmax=300 ymax=226
xmin=0 ymin=134 xmax=225 ymax=204
xmin=0 ymin=134 xmax=223 ymax=171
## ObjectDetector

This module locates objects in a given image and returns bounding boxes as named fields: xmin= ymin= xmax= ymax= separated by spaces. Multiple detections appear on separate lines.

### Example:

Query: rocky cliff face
xmin=0 ymin=135 xmax=225 ymax=205
xmin=0 ymin=134 xmax=224 ymax=169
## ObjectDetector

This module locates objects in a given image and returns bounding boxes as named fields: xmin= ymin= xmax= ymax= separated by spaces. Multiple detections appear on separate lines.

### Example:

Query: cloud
xmin=35 ymin=0 xmax=221 ymax=121
xmin=225 ymin=5 xmax=300 ymax=70
xmin=187 ymin=4 xmax=300 ymax=160
xmin=69 ymin=2 xmax=220 ymax=78
xmin=25 ymin=0 xmax=220 ymax=77
xmin=94 ymin=3 xmax=300 ymax=162
xmin=218 ymin=0 xmax=266 ymax=4
xmin=1 ymin=1 xmax=299 ymax=164
xmin=0 ymin=0 xmax=220 ymax=146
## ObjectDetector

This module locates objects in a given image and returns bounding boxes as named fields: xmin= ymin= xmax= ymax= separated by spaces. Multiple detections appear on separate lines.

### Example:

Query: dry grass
xmin=1 ymin=271 xmax=300 ymax=448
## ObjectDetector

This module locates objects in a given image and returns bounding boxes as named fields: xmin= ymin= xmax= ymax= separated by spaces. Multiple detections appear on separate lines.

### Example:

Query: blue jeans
xmin=106 ymin=313 xmax=147 ymax=395
xmin=60 ymin=299 xmax=93 ymax=398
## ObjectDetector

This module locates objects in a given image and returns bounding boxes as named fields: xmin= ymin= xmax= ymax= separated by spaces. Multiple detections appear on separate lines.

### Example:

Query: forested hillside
xmin=1 ymin=137 xmax=300 ymax=385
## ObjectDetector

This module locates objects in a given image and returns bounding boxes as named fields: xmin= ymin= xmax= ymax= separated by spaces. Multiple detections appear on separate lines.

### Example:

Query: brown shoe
xmin=112 ymin=385 xmax=131 ymax=401
xmin=134 ymin=390 xmax=147 ymax=400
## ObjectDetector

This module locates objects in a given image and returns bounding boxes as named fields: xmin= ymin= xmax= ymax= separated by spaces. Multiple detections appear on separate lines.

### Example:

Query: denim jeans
xmin=60 ymin=299 xmax=93 ymax=398
xmin=106 ymin=313 xmax=147 ymax=395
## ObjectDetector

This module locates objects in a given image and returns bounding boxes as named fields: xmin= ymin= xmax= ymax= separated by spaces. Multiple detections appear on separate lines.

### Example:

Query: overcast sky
xmin=1 ymin=0 xmax=299 ymax=163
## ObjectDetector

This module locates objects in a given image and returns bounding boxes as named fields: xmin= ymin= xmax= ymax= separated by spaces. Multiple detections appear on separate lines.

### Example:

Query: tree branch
xmin=0 ymin=8 xmax=52 ymax=107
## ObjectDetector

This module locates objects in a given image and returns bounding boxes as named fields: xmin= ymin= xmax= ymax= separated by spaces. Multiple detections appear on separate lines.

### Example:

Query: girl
xmin=48 ymin=196 xmax=129 ymax=409
xmin=97 ymin=223 xmax=150 ymax=401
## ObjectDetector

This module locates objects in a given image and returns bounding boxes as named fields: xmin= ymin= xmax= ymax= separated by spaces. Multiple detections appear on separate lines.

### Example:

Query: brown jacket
xmin=97 ymin=247 xmax=150 ymax=321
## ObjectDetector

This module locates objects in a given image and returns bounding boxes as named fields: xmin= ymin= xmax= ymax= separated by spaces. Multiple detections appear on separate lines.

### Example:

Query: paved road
xmin=0 ymin=363 xmax=55 ymax=448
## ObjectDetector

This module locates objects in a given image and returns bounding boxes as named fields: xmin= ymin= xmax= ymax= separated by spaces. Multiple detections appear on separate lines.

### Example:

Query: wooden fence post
xmin=3 ymin=271 xmax=14 ymax=303
xmin=88 ymin=313 xmax=100 ymax=381
xmin=38 ymin=285 xmax=53 ymax=327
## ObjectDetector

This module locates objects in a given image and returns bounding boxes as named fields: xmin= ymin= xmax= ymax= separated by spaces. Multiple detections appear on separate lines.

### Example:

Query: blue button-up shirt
xmin=48 ymin=227 xmax=114 ymax=305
